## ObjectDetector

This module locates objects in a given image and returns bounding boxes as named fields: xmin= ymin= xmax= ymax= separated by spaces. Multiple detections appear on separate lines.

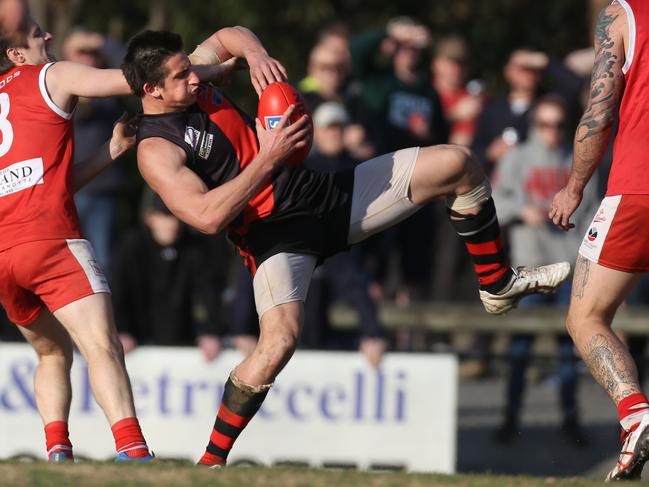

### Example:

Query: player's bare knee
xmin=435 ymin=145 xmax=481 ymax=185
xmin=32 ymin=334 xmax=74 ymax=365
xmin=83 ymin=339 xmax=126 ymax=366
xmin=37 ymin=344 xmax=73 ymax=369
xmin=565 ymin=313 xmax=578 ymax=340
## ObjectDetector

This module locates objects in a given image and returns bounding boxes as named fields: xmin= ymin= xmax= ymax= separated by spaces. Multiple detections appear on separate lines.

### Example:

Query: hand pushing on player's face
xmin=246 ymin=51 xmax=288 ymax=97
xmin=256 ymin=104 xmax=312 ymax=166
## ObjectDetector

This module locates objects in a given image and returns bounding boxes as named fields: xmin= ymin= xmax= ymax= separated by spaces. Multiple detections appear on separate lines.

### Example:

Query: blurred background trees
xmin=32 ymin=0 xmax=594 ymax=102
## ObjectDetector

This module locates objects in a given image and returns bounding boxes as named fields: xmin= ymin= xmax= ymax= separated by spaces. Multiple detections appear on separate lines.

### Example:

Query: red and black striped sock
xmin=448 ymin=197 xmax=513 ymax=294
xmin=198 ymin=373 xmax=270 ymax=466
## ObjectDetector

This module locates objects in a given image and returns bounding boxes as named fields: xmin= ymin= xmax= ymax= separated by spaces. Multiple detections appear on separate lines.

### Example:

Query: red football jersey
xmin=0 ymin=63 xmax=81 ymax=251
xmin=608 ymin=0 xmax=649 ymax=195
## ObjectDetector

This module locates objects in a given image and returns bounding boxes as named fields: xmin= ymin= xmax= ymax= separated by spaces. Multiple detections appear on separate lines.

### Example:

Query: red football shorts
xmin=579 ymin=195 xmax=649 ymax=273
xmin=0 ymin=239 xmax=110 ymax=326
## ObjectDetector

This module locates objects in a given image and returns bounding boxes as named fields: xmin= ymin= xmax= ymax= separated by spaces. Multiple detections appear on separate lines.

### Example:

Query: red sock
xmin=111 ymin=417 xmax=149 ymax=457
xmin=44 ymin=421 xmax=73 ymax=459
xmin=618 ymin=393 xmax=649 ymax=433
xmin=199 ymin=451 xmax=226 ymax=466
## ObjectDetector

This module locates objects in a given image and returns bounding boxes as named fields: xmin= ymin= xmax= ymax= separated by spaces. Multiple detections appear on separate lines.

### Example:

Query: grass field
xmin=0 ymin=463 xmax=641 ymax=487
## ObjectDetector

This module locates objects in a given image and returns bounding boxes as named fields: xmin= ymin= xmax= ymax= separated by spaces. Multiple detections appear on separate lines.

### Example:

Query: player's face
xmin=160 ymin=52 xmax=200 ymax=109
xmin=20 ymin=21 xmax=54 ymax=65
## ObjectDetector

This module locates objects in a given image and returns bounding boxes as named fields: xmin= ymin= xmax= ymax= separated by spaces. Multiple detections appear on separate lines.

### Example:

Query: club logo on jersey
xmin=198 ymin=133 xmax=214 ymax=160
xmin=0 ymin=157 xmax=44 ymax=198
xmin=184 ymin=126 xmax=201 ymax=149
xmin=587 ymin=227 xmax=598 ymax=242
xmin=593 ymin=208 xmax=607 ymax=223
xmin=265 ymin=115 xmax=288 ymax=129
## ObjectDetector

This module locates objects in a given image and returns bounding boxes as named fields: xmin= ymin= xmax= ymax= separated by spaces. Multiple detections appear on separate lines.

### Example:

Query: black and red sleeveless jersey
xmin=137 ymin=85 xmax=354 ymax=273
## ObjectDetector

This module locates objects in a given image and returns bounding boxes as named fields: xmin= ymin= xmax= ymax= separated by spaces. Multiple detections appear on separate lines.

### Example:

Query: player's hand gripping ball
xmin=258 ymin=82 xmax=312 ymax=164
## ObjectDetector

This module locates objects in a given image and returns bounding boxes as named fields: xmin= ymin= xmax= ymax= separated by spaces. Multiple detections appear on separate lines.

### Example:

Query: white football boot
xmin=479 ymin=262 xmax=571 ymax=315
xmin=606 ymin=413 xmax=649 ymax=481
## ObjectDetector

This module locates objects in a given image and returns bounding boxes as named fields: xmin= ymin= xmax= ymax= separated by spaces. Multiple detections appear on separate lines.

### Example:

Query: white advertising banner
xmin=0 ymin=344 xmax=457 ymax=473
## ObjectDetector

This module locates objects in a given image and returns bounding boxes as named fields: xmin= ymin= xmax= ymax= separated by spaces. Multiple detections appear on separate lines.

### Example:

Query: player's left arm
xmin=190 ymin=26 xmax=287 ymax=96
xmin=45 ymin=62 xmax=132 ymax=113
xmin=550 ymin=2 xmax=626 ymax=230
xmin=73 ymin=112 xmax=135 ymax=192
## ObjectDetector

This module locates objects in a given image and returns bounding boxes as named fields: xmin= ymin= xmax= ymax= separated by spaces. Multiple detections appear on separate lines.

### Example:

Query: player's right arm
xmin=138 ymin=106 xmax=311 ymax=235
xmin=550 ymin=2 xmax=626 ymax=230
xmin=190 ymin=26 xmax=287 ymax=96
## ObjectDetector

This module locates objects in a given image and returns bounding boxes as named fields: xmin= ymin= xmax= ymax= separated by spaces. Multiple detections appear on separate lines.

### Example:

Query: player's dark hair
xmin=122 ymin=30 xmax=183 ymax=97
xmin=0 ymin=17 xmax=31 ymax=75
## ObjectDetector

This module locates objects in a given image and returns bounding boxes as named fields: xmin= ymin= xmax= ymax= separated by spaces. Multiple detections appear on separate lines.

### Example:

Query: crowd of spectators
xmin=1 ymin=17 xmax=640 ymax=441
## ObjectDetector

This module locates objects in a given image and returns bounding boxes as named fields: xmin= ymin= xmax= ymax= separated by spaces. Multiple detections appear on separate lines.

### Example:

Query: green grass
xmin=0 ymin=463 xmax=638 ymax=487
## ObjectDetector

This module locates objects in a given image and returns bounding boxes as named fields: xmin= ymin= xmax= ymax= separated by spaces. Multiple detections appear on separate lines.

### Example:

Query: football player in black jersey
xmin=122 ymin=28 xmax=571 ymax=467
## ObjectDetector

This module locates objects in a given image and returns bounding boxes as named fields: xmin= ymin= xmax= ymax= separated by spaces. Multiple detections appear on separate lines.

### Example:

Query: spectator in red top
xmin=432 ymin=35 xmax=484 ymax=147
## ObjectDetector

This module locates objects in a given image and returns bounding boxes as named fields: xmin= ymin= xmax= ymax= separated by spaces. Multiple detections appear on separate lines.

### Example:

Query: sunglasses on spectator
xmin=314 ymin=61 xmax=345 ymax=72
xmin=535 ymin=119 xmax=565 ymax=130
xmin=76 ymin=48 xmax=101 ymax=56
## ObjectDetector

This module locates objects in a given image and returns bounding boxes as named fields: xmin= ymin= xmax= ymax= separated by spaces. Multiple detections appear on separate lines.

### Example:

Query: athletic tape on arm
xmin=189 ymin=45 xmax=222 ymax=65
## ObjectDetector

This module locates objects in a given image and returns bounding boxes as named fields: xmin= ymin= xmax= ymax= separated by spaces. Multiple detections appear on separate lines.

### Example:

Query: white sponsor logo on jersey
xmin=184 ymin=126 xmax=201 ymax=148
xmin=198 ymin=133 xmax=214 ymax=159
xmin=0 ymin=157 xmax=44 ymax=197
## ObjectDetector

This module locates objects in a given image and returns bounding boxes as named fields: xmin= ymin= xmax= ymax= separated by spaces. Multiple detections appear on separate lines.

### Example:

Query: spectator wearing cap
xmin=296 ymin=102 xmax=387 ymax=367
xmin=432 ymin=35 xmax=484 ymax=147
xmin=472 ymin=48 xmax=548 ymax=176
xmin=64 ymin=28 xmax=125 ymax=275
xmin=111 ymin=194 xmax=227 ymax=362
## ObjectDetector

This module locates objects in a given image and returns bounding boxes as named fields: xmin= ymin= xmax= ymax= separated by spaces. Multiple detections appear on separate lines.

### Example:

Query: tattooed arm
xmin=550 ymin=2 xmax=627 ymax=230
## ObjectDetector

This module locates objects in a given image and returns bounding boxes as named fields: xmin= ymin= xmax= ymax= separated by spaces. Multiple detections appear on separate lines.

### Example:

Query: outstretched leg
xmin=18 ymin=311 xmax=74 ymax=461
xmin=348 ymin=145 xmax=570 ymax=313
xmin=566 ymin=256 xmax=648 ymax=480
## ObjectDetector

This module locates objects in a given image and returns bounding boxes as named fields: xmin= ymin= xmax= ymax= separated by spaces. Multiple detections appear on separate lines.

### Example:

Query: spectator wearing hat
xmin=300 ymin=102 xmax=387 ymax=367
xmin=111 ymin=194 xmax=226 ymax=361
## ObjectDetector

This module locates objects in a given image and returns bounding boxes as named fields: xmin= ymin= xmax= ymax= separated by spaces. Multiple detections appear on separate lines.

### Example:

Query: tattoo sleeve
xmin=585 ymin=333 xmax=641 ymax=403
xmin=571 ymin=4 xmax=626 ymax=192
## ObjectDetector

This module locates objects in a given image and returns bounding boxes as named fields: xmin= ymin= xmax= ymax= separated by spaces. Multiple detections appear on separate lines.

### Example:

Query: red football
xmin=257 ymin=81 xmax=312 ymax=164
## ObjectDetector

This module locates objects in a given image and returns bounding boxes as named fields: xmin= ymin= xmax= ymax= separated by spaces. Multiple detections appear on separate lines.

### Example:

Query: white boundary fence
xmin=0 ymin=345 xmax=457 ymax=473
